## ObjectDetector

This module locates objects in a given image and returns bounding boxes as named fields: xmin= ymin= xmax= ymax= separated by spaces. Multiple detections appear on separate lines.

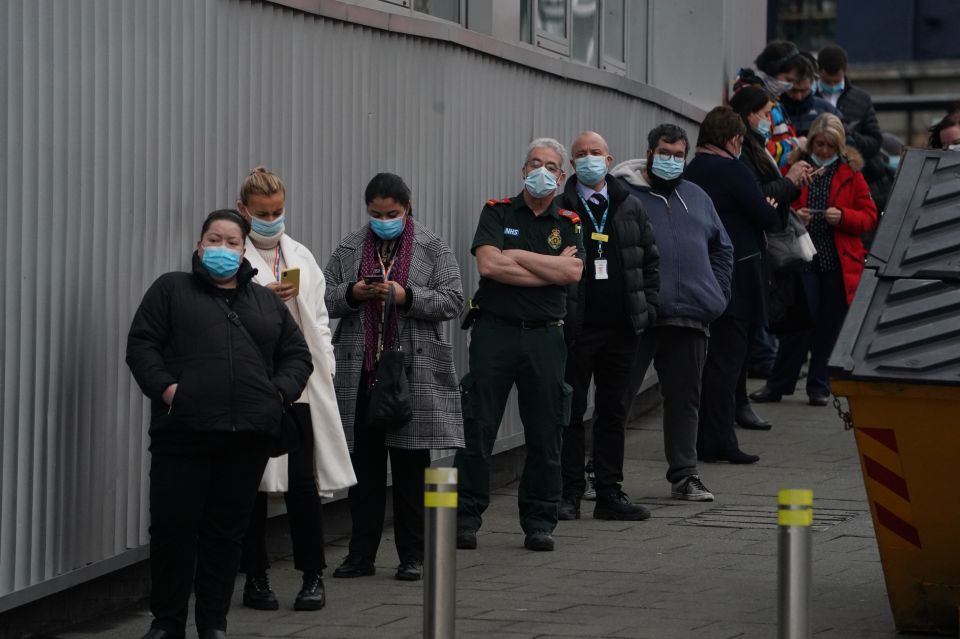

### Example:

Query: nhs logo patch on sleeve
xmin=504 ymin=227 xmax=520 ymax=236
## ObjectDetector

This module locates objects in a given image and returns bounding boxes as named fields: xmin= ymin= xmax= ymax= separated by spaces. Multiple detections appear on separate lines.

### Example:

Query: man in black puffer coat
xmin=556 ymin=131 xmax=659 ymax=523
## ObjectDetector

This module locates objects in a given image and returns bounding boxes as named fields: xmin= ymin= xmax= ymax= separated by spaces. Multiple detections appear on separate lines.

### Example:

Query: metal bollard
xmin=424 ymin=467 xmax=457 ymax=639
xmin=778 ymin=489 xmax=813 ymax=639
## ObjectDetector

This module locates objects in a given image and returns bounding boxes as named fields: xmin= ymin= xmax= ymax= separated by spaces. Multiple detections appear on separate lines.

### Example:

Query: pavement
xmin=57 ymin=379 xmax=900 ymax=639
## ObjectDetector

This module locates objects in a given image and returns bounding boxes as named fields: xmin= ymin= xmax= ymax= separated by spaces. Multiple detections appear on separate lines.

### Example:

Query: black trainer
xmin=523 ymin=531 xmax=555 ymax=551
xmin=294 ymin=570 xmax=325 ymax=610
xmin=456 ymin=529 xmax=477 ymax=549
xmin=593 ymin=490 xmax=651 ymax=521
xmin=558 ymin=496 xmax=581 ymax=521
xmin=332 ymin=554 xmax=375 ymax=578
xmin=242 ymin=573 xmax=279 ymax=611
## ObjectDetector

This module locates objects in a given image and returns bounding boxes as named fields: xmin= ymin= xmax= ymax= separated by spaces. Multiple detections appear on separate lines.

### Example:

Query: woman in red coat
xmin=750 ymin=113 xmax=877 ymax=406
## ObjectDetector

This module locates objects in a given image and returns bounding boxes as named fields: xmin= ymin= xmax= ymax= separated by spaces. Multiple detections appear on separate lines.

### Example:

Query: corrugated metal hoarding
xmin=0 ymin=0 xmax=697 ymax=607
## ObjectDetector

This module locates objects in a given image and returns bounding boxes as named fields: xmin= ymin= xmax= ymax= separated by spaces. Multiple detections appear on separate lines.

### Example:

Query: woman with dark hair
xmin=126 ymin=210 xmax=313 ymax=639
xmin=728 ymin=86 xmax=815 ymax=429
xmin=325 ymin=173 xmax=465 ymax=582
xmin=929 ymin=108 xmax=960 ymax=149
xmin=751 ymin=113 xmax=878 ymax=407
xmin=684 ymin=106 xmax=781 ymax=464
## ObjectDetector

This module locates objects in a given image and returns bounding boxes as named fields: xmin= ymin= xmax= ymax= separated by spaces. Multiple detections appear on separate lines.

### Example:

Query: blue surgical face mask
xmin=524 ymin=166 xmax=559 ymax=198
xmin=574 ymin=155 xmax=608 ymax=186
xmin=250 ymin=214 xmax=285 ymax=238
xmin=201 ymin=245 xmax=242 ymax=279
xmin=754 ymin=117 xmax=772 ymax=140
xmin=819 ymin=79 xmax=844 ymax=95
xmin=887 ymin=155 xmax=901 ymax=171
xmin=370 ymin=214 xmax=405 ymax=240
xmin=811 ymin=153 xmax=839 ymax=167
xmin=650 ymin=155 xmax=685 ymax=181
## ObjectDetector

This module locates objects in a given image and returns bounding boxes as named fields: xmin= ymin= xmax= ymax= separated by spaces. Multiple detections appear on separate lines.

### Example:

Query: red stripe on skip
xmin=860 ymin=427 xmax=899 ymax=453
xmin=863 ymin=455 xmax=910 ymax=501
xmin=874 ymin=501 xmax=922 ymax=549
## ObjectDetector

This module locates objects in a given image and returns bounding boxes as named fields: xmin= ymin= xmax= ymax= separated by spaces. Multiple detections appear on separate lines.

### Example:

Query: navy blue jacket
xmin=684 ymin=152 xmax=781 ymax=326
xmin=610 ymin=159 xmax=733 ymax=326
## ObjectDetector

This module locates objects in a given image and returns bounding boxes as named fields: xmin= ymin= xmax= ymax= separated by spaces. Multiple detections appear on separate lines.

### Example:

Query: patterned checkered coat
xmin=324 ymin=221 xmax=465 ymax=451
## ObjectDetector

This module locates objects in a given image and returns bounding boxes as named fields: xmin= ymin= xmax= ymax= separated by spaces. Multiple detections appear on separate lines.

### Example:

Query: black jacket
xmin=126 ymin=254 xmax=313 ymax=436
xmin=741 ymin=131 xmax=797 ymax=227
xmin=558 ymin=175 xmax=660 ymax=341
xmin=684 ymin=153 xmax=781 ymax=326
xmin=825 ymin=81 xmax=883 ymax=165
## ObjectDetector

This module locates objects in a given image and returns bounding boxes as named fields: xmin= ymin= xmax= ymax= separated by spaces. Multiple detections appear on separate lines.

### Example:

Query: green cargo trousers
xmin=454 ymin=316 xmax=572 ymax=535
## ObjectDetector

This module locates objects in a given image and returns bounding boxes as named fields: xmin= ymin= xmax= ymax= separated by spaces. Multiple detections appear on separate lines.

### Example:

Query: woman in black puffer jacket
xmin=126 ymin=209 xmax=312 ymax=639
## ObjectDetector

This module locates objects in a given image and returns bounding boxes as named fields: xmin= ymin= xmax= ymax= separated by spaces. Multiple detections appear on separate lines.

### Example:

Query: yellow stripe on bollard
xmin=424 ymin=491 xmax=458 ymax=508
xmin=425 ymin=468 xmax=458 ymax=485
xmin=778 ymin=489 xmax=814 ymax=506
xmin=778 ymin=509 xmax=813 ymax=527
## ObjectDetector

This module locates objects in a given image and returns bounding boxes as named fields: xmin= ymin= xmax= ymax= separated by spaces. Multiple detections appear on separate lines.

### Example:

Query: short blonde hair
xmin=239 ymin=166 xmax=285 ymax=205
xmin=805 ymin=113 xmax=846 ymax=156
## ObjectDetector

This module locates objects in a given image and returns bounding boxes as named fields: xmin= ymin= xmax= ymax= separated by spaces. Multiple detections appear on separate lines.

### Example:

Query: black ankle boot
xmin=294 ymin=570 xmax=326 ymax=610
xmin=242 ymin=573 xmax=279 ymax=611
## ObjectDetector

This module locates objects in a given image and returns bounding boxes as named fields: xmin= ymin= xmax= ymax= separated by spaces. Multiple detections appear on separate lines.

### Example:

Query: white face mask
xmin=948 ymin=143 xmax=960 ymax=152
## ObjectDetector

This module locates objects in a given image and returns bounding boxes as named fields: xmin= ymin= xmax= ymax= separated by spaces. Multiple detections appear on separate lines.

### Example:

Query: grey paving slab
xmin=54 ymin=380 xmax=905 ymax=638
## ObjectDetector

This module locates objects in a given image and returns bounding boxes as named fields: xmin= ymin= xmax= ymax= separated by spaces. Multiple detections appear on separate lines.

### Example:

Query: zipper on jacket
xmin=227 ymin=319 xmax=238 ymax=431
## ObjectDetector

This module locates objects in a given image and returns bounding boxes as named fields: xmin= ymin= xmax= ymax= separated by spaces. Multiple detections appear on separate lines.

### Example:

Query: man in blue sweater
xmin=611 ymin=124 xmax=733 ymax=501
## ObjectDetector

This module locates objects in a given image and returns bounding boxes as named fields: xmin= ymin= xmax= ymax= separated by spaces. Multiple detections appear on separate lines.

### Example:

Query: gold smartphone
xmin=281 ymin=267 xmax=301 ymax=296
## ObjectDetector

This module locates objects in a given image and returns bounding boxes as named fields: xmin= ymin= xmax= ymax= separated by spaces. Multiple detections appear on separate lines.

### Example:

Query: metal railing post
xmin=423 ymin=467 xmax=457 ymax=639
xmin=778 ymin=488 xmax=813 ymax=639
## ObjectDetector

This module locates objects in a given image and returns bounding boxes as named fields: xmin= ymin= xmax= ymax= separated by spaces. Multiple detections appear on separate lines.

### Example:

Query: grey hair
xmin=525 ymin=137 xmax=568 ymax=167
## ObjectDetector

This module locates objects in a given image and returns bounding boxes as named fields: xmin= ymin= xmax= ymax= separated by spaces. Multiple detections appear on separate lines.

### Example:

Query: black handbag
xmin=214 ymin=297 xmax=305 ymax=457
xmin=366 ymin=285 xmax=413 ymax=430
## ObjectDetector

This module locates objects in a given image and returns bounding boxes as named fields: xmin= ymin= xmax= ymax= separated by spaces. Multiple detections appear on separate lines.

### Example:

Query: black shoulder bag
xmin=366 ymin=286 xmax=413 ymax=430
xmin=214 ymin=297 xmax=305 ymax=457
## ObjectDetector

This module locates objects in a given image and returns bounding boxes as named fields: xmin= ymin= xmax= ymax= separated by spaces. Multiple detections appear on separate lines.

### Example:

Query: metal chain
xmin=833 ymin=396 xmax=855 ymax=430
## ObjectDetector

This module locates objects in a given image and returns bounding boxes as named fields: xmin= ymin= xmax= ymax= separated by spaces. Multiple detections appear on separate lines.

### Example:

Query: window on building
xmin=413 ymin=0 xmax=460 ymax=23
xmin=524 ymin=0 xmax=569 ymax=55
xmin=626 ymin=0 xmax=648 ymax=83
xmin=601 ymin=0 xmax=625 ymax=73
xmin=571 ymin=0 xmax=599 ymax=66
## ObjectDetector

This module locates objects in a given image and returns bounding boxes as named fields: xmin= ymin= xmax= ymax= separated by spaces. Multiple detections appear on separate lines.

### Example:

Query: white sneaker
xmin=671 ymin=475 xmax=714 ymax=501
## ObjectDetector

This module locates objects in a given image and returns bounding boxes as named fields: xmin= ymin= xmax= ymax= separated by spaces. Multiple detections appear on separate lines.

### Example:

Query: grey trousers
xmin=629 ymin=325 xmax=708 ymax=484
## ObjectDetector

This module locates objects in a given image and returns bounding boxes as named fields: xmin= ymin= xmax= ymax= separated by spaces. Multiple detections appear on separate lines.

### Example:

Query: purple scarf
xmin=361 ymin=216 xmax=414 ymax=383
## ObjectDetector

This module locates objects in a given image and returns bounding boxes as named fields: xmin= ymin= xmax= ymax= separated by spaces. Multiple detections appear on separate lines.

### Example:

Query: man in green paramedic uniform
xmin=454 ymin=138 xmax=585 ymax=552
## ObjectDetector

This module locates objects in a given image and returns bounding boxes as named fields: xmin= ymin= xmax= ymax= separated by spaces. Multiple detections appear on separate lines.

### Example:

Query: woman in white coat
xmin=236 ymin=167 xmax=355 ymax=611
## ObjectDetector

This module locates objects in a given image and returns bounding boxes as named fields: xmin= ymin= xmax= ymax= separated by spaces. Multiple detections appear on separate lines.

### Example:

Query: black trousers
xmin=148 ymin=433 xmax=270 ymax=636
xmin=629 ymin=326 xmax=708 ymax=484
xmin=767 ymin=270 xmax=847 ymax=397
xmin=240 ymin=404 xmax=325 ymax=576
xmin=562 ymin=325 xmax=639 ymax=498
xmin=698 ymin=315 xmax=752 ymax=458
xmin=347 ymin=378 xmax=431 ymax=564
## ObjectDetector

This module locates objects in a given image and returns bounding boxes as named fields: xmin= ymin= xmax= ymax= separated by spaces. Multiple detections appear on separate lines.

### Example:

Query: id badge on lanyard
xmin=578 ymin=192 xmax=610 ymax=281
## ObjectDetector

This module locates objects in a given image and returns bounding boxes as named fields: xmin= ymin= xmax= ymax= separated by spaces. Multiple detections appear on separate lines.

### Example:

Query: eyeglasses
xmin=653 ymin=151 xmax=685 ymax=161
xmin=525 ymin=159 xmax=562 ymax=174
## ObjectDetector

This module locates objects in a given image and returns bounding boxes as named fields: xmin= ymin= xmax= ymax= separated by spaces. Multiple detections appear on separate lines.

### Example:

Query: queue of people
xmin=126 ymin=38 xmax=907 ymax=638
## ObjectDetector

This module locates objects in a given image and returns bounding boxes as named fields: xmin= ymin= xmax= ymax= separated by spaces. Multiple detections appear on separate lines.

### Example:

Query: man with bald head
xmin=556 ymin=131 xmax=660 ymax=521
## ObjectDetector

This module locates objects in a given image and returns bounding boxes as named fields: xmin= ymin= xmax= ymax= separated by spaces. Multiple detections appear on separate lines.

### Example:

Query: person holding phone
xmin=751 ymin=113 xmax=877 ymax=407
xmin=324 ymin=172 xmax=464 ymax=581
xmin=236 ymin=167 xmax=356 ymax=612
xmin=126 ymin=209 xmax=313 ymax=639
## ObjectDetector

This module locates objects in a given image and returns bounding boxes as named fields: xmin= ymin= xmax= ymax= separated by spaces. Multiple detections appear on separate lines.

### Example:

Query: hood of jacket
xmin=611 ymin=158 xmax=651 ymax=189
xmin=786 ymin=146 xmax=864 ymax=172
